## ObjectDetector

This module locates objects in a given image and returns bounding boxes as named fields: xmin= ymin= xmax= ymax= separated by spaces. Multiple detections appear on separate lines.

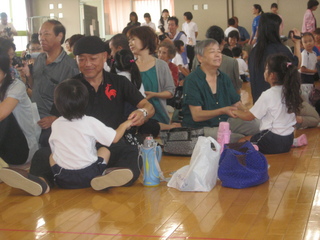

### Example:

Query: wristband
xmin=137 ymin=108 xmax=148 ymax=117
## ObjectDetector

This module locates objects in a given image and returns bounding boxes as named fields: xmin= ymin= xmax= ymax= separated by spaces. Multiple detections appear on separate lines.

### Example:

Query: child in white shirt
xmin=172 ymin=40 xmax=190 ymax=80
xmin=300 ymin=32 xmax=318 ymax=84
xmin=49 ymin=79 xmax=133 ymax=190
xmin=232 ymin=46 xmax=248 ymax=82
xmin=0 ymin=79 xmax=134 ymax=196
xmin=233 ymin=54 xmax=307 ymax=154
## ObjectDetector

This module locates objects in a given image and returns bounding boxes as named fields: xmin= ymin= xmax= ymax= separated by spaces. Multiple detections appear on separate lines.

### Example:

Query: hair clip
xmin=129 ymin=59 xmax=135 ymax=63
xmin=286 ymin=62 xmax=292 ymax=68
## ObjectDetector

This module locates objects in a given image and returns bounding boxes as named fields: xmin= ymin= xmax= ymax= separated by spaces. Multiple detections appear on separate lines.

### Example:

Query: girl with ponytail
xmin=158 ymin=9 xmax=169 ymax=33
xmin=110 ymin=49 xmax=162 ymax=138
xmin=233 ymin=54 xmax=306 ymax=154
xmin=110 ymin=49 xmax=144 ymax=95
xmin=110 ymin=49 xmax=145 ymax=117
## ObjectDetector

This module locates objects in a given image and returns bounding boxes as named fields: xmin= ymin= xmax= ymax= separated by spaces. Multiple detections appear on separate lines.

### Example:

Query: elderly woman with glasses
xmin=181 ymin=39 xmax=259 ymax=142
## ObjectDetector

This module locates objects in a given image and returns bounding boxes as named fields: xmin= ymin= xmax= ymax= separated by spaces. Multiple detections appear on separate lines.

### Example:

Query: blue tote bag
xmin=218 ymin=141 xmax=269 ymax=189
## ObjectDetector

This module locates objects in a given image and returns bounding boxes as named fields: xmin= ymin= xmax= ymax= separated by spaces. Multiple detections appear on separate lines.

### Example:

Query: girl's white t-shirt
xmin=250 ymin=85 xmax=296 ymax=136
xmin=117 ymin=70 xmax=146 ymax=97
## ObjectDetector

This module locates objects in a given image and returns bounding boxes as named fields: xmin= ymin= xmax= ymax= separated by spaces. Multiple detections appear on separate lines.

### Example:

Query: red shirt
xmin=168 ymin=62 xmax=179 ymax=87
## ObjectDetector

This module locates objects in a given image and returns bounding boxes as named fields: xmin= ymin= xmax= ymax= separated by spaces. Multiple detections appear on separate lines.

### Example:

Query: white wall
xmin=32 ymin=0 xmax=81 ymax=39
xmin=31 ymin=0 xmax=320 ymax=41
xmin=174 ymin=0 xmax=320 ymax=41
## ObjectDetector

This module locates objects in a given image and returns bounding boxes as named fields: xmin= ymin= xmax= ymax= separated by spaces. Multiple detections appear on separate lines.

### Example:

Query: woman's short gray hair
xmin=195 ymin=39 xmax=219 ymax=57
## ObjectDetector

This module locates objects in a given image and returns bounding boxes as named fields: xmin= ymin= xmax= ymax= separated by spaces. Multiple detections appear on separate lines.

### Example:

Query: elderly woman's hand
xmin=223 ymin=106 xmax=238 ymax=118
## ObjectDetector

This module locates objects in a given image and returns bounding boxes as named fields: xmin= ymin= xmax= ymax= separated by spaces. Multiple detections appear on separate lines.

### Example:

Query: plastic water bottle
xmin=143 ymin=135 xmax=154 ymax=148
xmin=141 ymin=135 xmax=162 ymax=186
xmin=217 ymin=122 xmax=231 ymax=153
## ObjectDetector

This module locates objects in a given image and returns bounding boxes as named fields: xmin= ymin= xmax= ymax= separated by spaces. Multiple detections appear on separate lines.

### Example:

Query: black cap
xmin=73 ymin=36 xmax=105 ymax=55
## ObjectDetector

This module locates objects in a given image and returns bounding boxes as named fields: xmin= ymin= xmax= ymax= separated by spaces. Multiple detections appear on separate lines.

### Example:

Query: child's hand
xmin=124 ymin=119 xmax=133 ymax=130
xmin=223 ymin=106 xmax=238 ymax=118
xmin=232 ymin=110 xmax=240 ymax=117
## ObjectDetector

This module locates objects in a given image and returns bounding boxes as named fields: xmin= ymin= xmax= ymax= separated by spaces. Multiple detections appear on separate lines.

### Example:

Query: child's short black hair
xmin=231 ymin=47 xmax=242 ymax=58
xmin=54 ymin=79 xmax=88 ymax=121
xmin=183 ymin=12 xmax=193 ymax=21
xmin=302 ymin=31 xmax=315 ymax=40
xmin=228 ymin=18 xmax=235 ymax=26
xmin=173 ymin=40 xmax=184 ymax=51
xmin=228 ymin=30 xmax=240 ymax=41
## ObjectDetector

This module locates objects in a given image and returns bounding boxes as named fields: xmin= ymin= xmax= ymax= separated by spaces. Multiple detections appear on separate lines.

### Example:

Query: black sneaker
xmin=0 ymin=168 xmax=48 ymax=196
xmin=90 ymin=168 xmax=134 ymax=191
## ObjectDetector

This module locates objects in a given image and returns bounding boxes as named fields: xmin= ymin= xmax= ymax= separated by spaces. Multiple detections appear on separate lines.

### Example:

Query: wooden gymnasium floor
xmin=0 ymin=82 xmax=320 ymax=240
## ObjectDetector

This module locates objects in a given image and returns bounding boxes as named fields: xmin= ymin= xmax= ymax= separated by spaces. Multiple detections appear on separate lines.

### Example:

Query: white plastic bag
xmin=167 ymin=136 xmax=221 ymax=192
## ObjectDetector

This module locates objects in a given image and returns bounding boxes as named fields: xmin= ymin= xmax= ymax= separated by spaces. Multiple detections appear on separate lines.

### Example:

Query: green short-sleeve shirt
xmin=182 ymin=66 xmax=240 ymax=128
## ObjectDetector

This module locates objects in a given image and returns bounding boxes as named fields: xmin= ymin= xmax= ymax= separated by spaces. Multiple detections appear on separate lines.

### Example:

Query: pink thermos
xmin=217 ymin=122 xmax=231 ymax=153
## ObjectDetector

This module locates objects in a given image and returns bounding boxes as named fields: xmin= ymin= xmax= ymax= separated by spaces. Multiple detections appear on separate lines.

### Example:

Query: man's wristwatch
xmin=137 ymin=108 xmax=148 ymax=118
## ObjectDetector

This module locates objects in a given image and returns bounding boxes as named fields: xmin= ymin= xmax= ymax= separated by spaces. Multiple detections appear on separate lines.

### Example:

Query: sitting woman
xmin=0 ymin=38 xmax=22 ymax=81
xmin=224 ymin=30 xmax=248 ymax=60
xmin=296 ymin=101 xmax=320 ymax=129
xmin=181 ymin=39 xmax=259 ymax=143
xmin=0 ymin=54 xmax=40 ymax=166
xmin=127 ymin=12 xmax=141 ymax=27
xmin=128 ymin=26 xmax=179 ymax=130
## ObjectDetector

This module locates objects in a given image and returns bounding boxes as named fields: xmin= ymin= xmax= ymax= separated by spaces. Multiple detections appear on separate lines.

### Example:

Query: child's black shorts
xmin=250 ymin=130 xmax=294 ymax=154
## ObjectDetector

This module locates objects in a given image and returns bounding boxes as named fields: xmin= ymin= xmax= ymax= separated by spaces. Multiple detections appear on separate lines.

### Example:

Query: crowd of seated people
xmin=0 ymin=1 xmax=320 ymax=195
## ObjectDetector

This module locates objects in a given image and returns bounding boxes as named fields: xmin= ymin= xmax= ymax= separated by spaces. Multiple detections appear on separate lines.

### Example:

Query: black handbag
xmin=160 ymin=127 xmax=204 ymax=156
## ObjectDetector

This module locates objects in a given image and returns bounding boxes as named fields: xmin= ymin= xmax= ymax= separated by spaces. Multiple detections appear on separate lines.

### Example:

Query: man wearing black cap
xmin=72 ymin=36 xmax=154 ymax=131
xmin=70 ymin=36 xmax=155 ymax=187
xmin=0 ymin=36 xmax=155 ymax=194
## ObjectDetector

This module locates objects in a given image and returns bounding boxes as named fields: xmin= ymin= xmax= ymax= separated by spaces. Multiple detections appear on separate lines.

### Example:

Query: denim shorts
xmin=51 ymin=157 xmax=107 ymax=189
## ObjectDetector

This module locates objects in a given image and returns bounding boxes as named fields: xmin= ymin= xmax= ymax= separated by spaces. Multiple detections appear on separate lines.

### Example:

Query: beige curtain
xmin=104 ymin=0 xmax=131 ymax=35
xmin=133 ymin=0 xmax=175 ymax=27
